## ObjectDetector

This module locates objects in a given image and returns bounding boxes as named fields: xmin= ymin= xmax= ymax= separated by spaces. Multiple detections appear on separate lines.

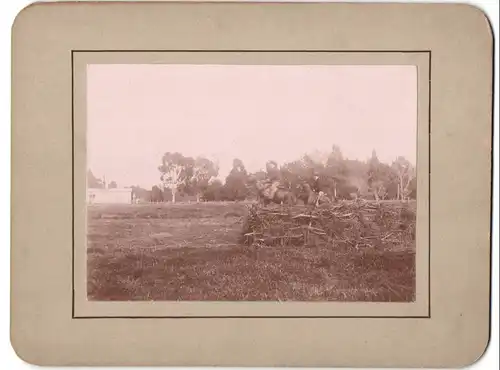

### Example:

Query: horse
xmin=296 ymin=183 xmax=317 ymax=205
xmin=297 ymin=183 xmax=332 ymax=206
xmin=270 ymin=187 xmax=297 ymax=206
xmin=249 ymin=177 xmax=297 ymax=206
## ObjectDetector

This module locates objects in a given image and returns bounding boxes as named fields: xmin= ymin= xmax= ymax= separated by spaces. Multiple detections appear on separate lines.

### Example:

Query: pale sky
xmin=87 ymin=64 xmax=417 ymax=189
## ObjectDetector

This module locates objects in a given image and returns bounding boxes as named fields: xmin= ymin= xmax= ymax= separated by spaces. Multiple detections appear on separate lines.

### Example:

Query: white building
xmin=87 ymin=188 xmax=133 ymax=204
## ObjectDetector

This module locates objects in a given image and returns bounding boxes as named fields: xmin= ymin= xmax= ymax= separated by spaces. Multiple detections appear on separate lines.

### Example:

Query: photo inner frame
xmin=72 ymin=51 xmax=430 ymax=318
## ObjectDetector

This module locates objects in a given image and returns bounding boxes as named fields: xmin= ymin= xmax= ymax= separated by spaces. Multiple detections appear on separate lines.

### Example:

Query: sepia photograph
xmin=86 ymin=64 xmax=417 ymax=302
xmin=10 ymin=1 xmax=494 ymax=366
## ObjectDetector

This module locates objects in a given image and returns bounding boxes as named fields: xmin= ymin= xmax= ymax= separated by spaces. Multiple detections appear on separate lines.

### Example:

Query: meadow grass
xmin=87 ymin=202 xmax=415 ymax=301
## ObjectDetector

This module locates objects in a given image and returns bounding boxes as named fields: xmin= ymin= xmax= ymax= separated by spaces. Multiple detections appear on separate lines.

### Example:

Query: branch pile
xmin=240 ymin=200 xmax=416 ymax=249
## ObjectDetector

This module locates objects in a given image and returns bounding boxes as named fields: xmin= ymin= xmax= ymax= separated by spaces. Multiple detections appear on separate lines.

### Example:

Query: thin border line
xmin=72 ymin=49 xmax=432 ymax=319
xmin=72 ymin=49 xmax=432 ymax=53
xmin=72 ymin=315 xmax=429 ymax=320
xmin=71 ymin=51 xmax=75 ymax=319
xmin=428 ymin=50 xmax=432 ymax=319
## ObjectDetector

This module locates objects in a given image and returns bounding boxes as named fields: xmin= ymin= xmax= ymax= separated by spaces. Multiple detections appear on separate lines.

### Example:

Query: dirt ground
xmin=87 ymin=201 xmax=416 ymax=301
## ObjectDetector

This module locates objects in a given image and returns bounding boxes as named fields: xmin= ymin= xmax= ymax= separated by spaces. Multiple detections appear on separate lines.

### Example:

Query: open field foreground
xmin=87 ymin=201 xmax=416 ymax=301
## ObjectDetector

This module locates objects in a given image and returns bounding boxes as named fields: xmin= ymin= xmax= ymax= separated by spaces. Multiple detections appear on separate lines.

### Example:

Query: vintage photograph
xmin=86 ymin=64 xmax=417 ymax=302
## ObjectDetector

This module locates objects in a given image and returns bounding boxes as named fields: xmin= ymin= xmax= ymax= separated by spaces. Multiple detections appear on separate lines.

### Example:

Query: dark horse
xmin=296 ymin=183 xmax=316 ymax=205
xmin=296 ymin=183 xmax=332 ymax=206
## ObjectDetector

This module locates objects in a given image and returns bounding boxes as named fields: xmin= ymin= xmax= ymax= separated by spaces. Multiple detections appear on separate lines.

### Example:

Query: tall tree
xmin=189 ymin=157 xmax=219 ymax=202
xmin=391 ymin=156 xmax=416 ymax=201
xmin=224 ymin=158 xmax=248 ymax=201
xmin=201 ymin=179 xmax=225 ymax=201
xmin=325 ymin=145 xmax=349 ymax=199
xmin=151 ymin=185 xmax=164 ymax=203
xmin=367 ymin=150 xmax=386 ymax=201
xmin=343 ymin=159 xmax=369 ymax=198
xmin=158 ymin=152 xmax=193 ymax=203
xmin=328 ymin=145 xmax=343 ymax=163
xmin=408 ymin=177 xmax=417 ymax=200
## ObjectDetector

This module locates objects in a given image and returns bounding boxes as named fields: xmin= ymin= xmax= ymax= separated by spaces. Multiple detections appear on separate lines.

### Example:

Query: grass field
xmin=87 ymin=201 xmax=416 ymax=301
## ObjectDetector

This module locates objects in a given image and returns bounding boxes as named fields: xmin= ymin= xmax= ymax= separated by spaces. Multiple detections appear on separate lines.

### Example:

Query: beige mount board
xmin=10 ymin=1 xmax=493 ymax=367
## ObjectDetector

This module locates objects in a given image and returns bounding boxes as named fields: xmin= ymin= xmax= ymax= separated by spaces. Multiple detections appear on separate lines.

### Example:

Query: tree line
xmin=88 ymin=145 xmax=416 ymax=203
